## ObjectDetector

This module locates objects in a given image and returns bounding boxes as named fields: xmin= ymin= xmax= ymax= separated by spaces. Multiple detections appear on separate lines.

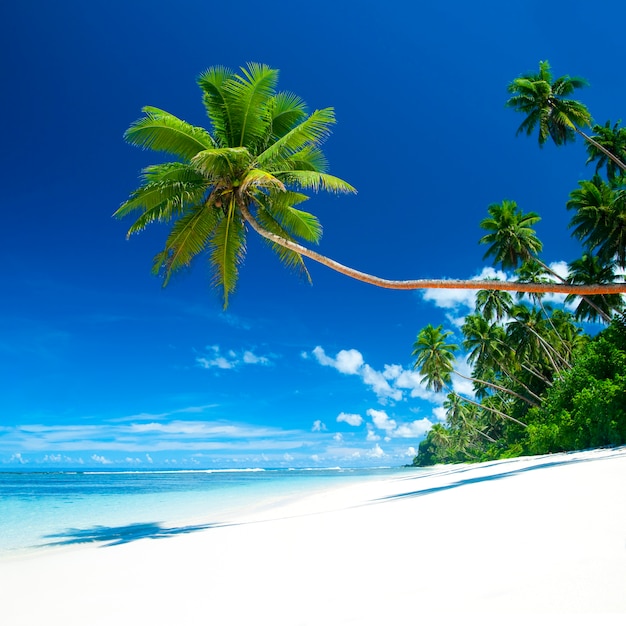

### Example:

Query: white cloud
xmin=393 ymin=419 xmax=433 ymax=438
xmin=333 ymin=433 xmax=343 ymax=442
xmin=337 ymin=412 xmax=363 ymax=427
xmin=366 ymin=426 xmax=380 ymax=442
xmin=196 ymin=345 xmax=271 ymax=370
xmin=311 ymin=346 xmax=363 ymax=374
xmin=362 ymin=365 xmax=403 ymax=401
xmin=91 ymin=454 xmax=112 ymax=464
xmin=312 ymin=420 xmax=327 ymax=432
xmin=367 ymin=409 xmax=397 ymax=436
xmin=422 ymin=267 xmax=509 ymax=312
xmin=405 ymin=446 xmax=417 ymax=457
xmin=367 ymin=444 xmax=385 ymax=458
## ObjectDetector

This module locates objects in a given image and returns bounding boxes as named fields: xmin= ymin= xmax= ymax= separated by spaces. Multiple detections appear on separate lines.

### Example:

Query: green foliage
xmin=117 ymin=63 xmax=355 ymax=308
xmin=523 ymin=325 xmax=626 ymax=454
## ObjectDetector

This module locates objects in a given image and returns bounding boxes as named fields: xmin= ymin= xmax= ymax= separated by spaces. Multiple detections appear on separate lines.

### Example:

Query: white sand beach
xmin=1 ymin=447 xmax=626 ymax=624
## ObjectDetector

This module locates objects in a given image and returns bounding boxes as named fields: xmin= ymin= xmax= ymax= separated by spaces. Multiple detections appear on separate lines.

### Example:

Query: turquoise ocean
xmin=0 ymin=467 xmax=414 ymax=558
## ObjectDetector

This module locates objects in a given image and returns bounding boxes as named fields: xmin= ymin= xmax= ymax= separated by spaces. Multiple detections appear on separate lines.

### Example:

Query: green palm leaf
xmin=190 ymin=147 xmax=252 ymax=178
xmin=278 ymin=171 xmax=356 ymax=194
xmin=256 ymin=108 xmax=337 ymax=169
xmin=223 ymin=63 xmax=278 ymax=148
xmin=152 ymin=205 xmax=220 ymax=285
xmin=197 ymin=66 xmax=236 ymax=147
xmin=269 ymin=91 xmax=308 ymax=139
xmin=209 ymin=204 xmax=246 ymax=307
xmin=124 ymin=107 xmax=214 ymax=159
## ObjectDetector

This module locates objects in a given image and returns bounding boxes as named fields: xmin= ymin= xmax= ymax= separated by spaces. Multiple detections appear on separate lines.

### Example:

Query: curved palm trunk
xmin=520 ymin=361 xmax=553 ymax=387
xmin=444 ymin=389 xmax=499 ymax=443
xmin=240 ymin=205 xmax=626 ymax=296
xmin=535 ymin=258 xmax=613 ymax=323
xmin=444 ymin=384 xmax=527 ymax=428
xmin=490 ymin=357 xmax=544 ymax=403
xmin=453 ymin=369 xmax=539 ymax=407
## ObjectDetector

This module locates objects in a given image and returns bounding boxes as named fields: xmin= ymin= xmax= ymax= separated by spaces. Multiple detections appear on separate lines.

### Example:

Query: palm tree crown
xmin=506 ymin=60 xmax=591 ymax=147
xmin=586 ymin=120 xmax=626 ymax=181
xmin=115 ymin=63 xmax=355 ymax=307
xmin=479 ymin=200 xmax=543 ymax=270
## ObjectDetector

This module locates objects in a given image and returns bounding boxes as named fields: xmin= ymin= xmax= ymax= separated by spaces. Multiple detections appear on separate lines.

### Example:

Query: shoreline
xmin=1 ymin=447 xmax=625 ymax=623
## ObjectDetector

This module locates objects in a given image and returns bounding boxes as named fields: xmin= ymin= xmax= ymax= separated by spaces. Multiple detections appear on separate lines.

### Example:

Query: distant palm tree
xmin=479 ymin=200 xmax=543 ymax=270
xmin=117 ymin=64 xmax=626 ymax=305
xmin=567 ymin=175 xmax=626 ymax=269
xmin=475 ymin=287 xmax=514 ymax=322
xmin=565 ymin=254 xmax=624 ymax=322
xmin=412 ymin=324 xmax=527 ymax=426
xmin=506 ymin=60 xmax=626 ymax=172
xmin=586 ymin=120 xmax=626 ymax=181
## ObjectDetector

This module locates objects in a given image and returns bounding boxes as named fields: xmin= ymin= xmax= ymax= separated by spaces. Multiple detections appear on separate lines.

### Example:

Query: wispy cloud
xmin=196 ymin=345 xmax=272 ymax=370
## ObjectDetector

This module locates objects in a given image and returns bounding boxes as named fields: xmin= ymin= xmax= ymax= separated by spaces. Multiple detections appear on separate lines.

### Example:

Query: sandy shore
xmin=1 ymin=448 xmax=625 ymax=624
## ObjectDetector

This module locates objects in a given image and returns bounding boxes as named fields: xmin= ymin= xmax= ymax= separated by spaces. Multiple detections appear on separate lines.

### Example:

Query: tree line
xmin=411 ymin=61 xmax=626 ymax=465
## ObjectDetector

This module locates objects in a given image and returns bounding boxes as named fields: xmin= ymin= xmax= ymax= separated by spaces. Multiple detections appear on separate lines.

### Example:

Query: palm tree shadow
xmin=40 ymin=521 xmax=229 ymax=548
xmin=378 ymin=451 xmax=619 ymax=503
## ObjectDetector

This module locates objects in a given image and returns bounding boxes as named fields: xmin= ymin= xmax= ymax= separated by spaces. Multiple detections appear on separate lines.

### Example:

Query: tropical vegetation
xmin=412 ymin=61 xmax=626 ymax=466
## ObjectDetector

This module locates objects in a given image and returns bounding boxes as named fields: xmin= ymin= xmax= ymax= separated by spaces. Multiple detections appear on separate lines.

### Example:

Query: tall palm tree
xmin=506 ymin=60 xmax=626 ymax=173
xmin=479 ymin=200 xmax=543 ymax=270
xmin=586 ymin=120 xmax=626 ymax=182
xmin=411 ymin=324 xmax=457 ymax=393
xmin=567 ymin=175 xmax=626 ymax=269
xmin=117 ymin=64 xmax=626 ymax=304
xmin=475 ymin=287 xmax=514 ymax=322
xmin=565 ymin=253 xmax=624 ymax=322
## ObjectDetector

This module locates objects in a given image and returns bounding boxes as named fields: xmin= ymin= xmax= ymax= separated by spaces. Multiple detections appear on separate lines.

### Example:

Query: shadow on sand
xmin=378 ymin=449 xmax=623 ymax=503
xmin=40 ymin=521 xmax=228 ymax=548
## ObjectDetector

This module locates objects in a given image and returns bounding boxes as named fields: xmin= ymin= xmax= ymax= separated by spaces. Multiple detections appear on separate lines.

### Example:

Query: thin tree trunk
xmin=535 ymin=258 xmax=613 ymax=323
xmin=453 ymin=369 xmax=539 ymax=407
xmin=240 ymin=204 xmax=626 ymax=296
xmin=442 ymin=384 xmax=527 ymax=428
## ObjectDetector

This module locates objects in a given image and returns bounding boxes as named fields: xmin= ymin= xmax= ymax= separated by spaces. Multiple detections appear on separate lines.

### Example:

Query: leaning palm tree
xmin=565 ymin=253 xmax=624 ymax=322
xmin=586 ymin=120 xmax=626 ymax=182
xmin=117 ymin=64 xmax=626 ymax=305
xmin=115 ymin=63 xmax=355 ymax=307
xmin=567 ymin=175 xmax=626 ymax=269
xmin=506 ymin=60 xmax=626 ymax=173
xmin=412 ymin=324 xmax=527 ymax=427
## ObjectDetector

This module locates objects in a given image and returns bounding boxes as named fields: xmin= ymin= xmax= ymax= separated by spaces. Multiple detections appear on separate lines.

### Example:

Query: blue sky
xmin=2 ymin=0 xmax=624 ymax=468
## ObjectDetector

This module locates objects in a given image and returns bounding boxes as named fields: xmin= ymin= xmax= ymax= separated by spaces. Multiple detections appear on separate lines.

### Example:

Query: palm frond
xmin=277 ymin=170 xmax=356 ymax=194
xmin=198 ymin=66 xmax=236 ymax=147
xmin=223 ymin=63 xmax=278 ymax=148
xmin=254 ymin=207 xmax=313 ymax=281
xmin=190 ymin=147 xmax=252 ymax=178
xmin=269 ymin=91 xmax=308 ymax=139
xmin=261 ymin=191 xmax=322 ymax=243
xmin=240 ymin=169 xmax=285 ymax=194
xmin=152 ymin=205 xmax=220 ymax=285
xmin=209 ymin=203 xmax=246 ymax=307
xmin=256 ymin=108 xmax=337 ymax=169
xmin=124 ymin=107 xmax=214 ymax=159
xmin=287 ymin=146 xmax=329 ymax=173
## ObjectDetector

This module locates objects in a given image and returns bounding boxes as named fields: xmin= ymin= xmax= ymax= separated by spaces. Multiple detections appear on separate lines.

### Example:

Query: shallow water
xmin=0 ymin=467 xmax=414 ymax=556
